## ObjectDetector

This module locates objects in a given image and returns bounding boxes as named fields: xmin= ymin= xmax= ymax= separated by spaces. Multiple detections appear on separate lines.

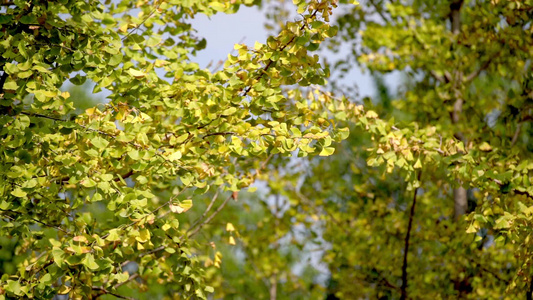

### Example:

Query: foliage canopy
xmin=1 ymin=0 xmax=533 ymax=299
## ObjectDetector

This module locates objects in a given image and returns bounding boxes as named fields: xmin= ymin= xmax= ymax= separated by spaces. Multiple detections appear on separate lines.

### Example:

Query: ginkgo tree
xmin=0 ymin=0 xmax=356 ymax=298
xmin=2 ymin=0 xmax=533 ymax=299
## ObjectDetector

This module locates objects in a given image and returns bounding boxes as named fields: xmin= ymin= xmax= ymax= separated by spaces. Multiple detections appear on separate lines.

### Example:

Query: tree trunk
xmin=450 ymin=0 xmax=468 ymax=221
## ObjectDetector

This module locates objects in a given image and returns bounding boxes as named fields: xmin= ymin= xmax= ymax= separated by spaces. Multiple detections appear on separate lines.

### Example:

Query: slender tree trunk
xmin=400 ymin=171 xmax=422 ymax=300
xmin=449 ymin=1 xmax=473 ymax=296
xmin=449 ymin=0 xmax=468 ymax=221
xmin=269 ymin=274 xmax=277 ymax=300
xmin=526 ymin=278 xmax=533 ymax=300
xmin=453 ymin=187 xmax=468 ymax=220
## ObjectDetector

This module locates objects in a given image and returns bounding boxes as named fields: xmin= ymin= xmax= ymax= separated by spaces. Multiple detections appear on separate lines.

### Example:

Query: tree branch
xmin=430 ymin=70 xmax=445 ymax=83
xmin=187 ymin=193 xmax=233 ymax=238
xmin=92 ymin=286 xmax=137 ymax=300
xmin=121 ymin=1 xmax=162 ymax=42
xmin=400 ymin=171 xmax=422 ymax=300
xmin=526 ymin=278 xmax=533 ymax=300
xmin=464 ymin=56 xmax=493 ymax=82
xmin=511 ymin=122 xmax=521 ymax=147
xmin=368 ymin=0 xmax=393 ymax=24
xmin=0 ymin=208 xmax=69 ymax=234
xmin=114 ymin=273 xmax=139 ymax=289
xmin=187 ymin=189 xmax=220 ymax=233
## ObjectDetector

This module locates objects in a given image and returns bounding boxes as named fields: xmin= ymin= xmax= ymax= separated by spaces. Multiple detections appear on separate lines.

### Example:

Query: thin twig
xmin=373 ymin=268 xmax=399 ymax=291
xmin=20 ymin=111 xmax=66 ymax=121
xmin=92 ymin=286 xmax=137 ymax=300
xmin=187 ymin=193 xmax=233 ymax=238
xmin=121 ymin=1 xmax=162 ymax=42
xmin=113 ymin=273 xmax=139 ymax=289
xmin=400 ymin=170 xmax=422 ymax=300
xmin=526 ymin=278 xmax=533 ymax=300
xmin=187 ymin=190 xmax=220 ymax=234
xmin=0 ymin=208 xmax=69 ymax=234
xmin=511 ymin=123 xmax=521 ymax=147
xmin=429 ymin=70 xmax=445 ymax=83
xmin=139 ymin=245 xmax=166 ymax=257
xmin=467 ymin=258 xmax=510 ymax=285
xmin=368 ymin=0 xmax=393 ymax=24
xmin=464 ymin=56 xmax=494 ymax=82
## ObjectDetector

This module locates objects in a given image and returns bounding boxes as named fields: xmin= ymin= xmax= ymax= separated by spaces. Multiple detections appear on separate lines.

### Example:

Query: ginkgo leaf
xmin=226 ymin=223 xmax=235 ymax=232
xmin=479 ymin=142 xmax=493 ymax=152
xmin=169 ymin=200 xmax=193 ymax=214
xmin=414 ymin=158 xmax=422 ymax=169
xmin=11 ymin=188 xmax=26 ymax=198
xmin=128 ymin=69 xmax=146 ymax=78
xmin=319 ymin=147 xmax=335 ymax=156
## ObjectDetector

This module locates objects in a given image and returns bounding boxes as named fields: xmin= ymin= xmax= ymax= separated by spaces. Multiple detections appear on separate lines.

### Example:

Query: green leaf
xmin=109 ymin=54 xmax=123 ymax=66
xmin=11 ymin=188 xmax=27 ymax=198
xmin=70 ymin=74 xmax=87 ymax=85
xmin=92 ymin=136 xmax=109 ymax=149
xmin=82 ymin=254 xmax=100 ymax=270
xmin=105 ymin=229 xmax=121 ymax=241
xmin=116 ymin=272 xmax=129 ymax=283
xmin=6 ymin=280 xmax=22 ymax=296
xmin=3 ymin=80 xmax=18 ymax=90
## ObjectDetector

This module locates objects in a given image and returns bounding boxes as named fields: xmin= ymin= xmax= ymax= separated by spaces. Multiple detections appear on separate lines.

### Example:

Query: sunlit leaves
xmin=169 ymin=200 xmax=193 ymax=214
xmin=0 ymin=0 xmax=361 ymax=298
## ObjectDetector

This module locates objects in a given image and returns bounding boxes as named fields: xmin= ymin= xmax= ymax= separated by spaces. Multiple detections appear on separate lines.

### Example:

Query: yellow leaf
xmin=168 ymin=151 xmax=182 ymax=161
xmin=466 ymin=223 xmax=478 ymax=233
xmin=365 ymin=110 xmax=378 ymax=119
xmin=414 ymin=158 xmax=422 ymax=169
xmin=119 ymin=23 xmax=129 ymax=33
xmin=58 ymin=285 xmax=71 ymax=295
xmin=169 ymin=199 xmax=193 ymax=214
xmin=154 ymin=59 xmax=169 ymax=67
xmin=319 ymin=147 xmax=335 ymax=156
xmin=11 ymin=188 xmax=27 ymax=198
xmin=73 ymin=236 xmax=88 ymax=243
xmin=136 ymin=229 xmax=151 ymax=243
xmin=479 ymin=142 xmax=492 ymax=152
xmin=214 ymin=251 xmax=222 ymax=268
xmin=85 ymin=107 xmax=97 ymax=116
xmin=228 ymin=236 xmax=236 ymax=245
xmin=226 ymin=223 xmax=235 ymax=232
xmin=128 ymin=69 xmax=146 ymax=79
